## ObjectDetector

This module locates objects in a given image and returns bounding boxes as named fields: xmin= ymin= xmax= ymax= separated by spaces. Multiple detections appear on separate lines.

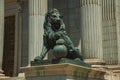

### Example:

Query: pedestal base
xmin=21 ymin=63 xmax=105 ymax=80
xmin=105 ymin=66 xmax=120 ymax=80
xmin=31 ymin=58 xmax=91 ymax=68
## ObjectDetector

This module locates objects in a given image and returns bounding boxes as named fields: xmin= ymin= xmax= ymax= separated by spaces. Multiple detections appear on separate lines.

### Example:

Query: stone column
xmin=102 ymin=0 xmax=118 ymax=65
xmin=28 ymin=0 xmax=47 ymax=64
xmin=0 ymin=0 xmax=4 ymax=76
xmin=80 ymin=0 xmax=104 ymax=64
xmin=115 ymin=0 xmax=120 ymax=65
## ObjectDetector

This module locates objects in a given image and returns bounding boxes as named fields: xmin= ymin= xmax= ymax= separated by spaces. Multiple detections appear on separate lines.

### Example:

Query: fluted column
xmin=80 ymin=0 xmax=104 ymax=64
xmin=0 ymin=0 xmax=4 ymax=75
xmin=28 ymin=0 xmax=47 ymax=64
xmin=102 ymin=0 xmax=118 ymax=65
xmin=116 ymin=0 xmax=120 ymax=65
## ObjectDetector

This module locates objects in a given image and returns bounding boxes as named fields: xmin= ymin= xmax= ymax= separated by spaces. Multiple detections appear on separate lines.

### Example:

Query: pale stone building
xmin=0 ymin=0 xmax=120 ymax=80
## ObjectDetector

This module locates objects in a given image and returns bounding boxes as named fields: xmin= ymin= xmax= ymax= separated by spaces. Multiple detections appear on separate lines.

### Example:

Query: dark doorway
xmin=2 ymin=15 xmax=15 ymax=76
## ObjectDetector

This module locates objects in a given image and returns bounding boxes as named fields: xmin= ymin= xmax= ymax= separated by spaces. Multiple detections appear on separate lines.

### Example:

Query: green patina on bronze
xmin=34 ymin=9 xmax=83 ymax=61
xmin=32 ymin=9 xmax=91 ymax=68
xmin=53 ymin=39 xmax=68 ymax=59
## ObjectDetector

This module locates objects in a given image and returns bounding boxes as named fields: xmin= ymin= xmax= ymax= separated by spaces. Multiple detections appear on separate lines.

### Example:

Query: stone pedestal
xmin=84 ymin=59 xmax=107 ymax=80
xmin=21 ymin=63 xmax=105 ymax=80
xmin=105 ymin=66 xmax=120 ymax=80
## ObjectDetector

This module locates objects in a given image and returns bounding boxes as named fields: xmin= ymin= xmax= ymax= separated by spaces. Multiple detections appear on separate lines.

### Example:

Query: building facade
xmin=0 ymin=0 xmax=120 ymax=79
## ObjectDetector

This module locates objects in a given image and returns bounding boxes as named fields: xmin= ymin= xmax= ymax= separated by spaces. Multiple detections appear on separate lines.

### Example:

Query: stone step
xmin=0 ymin=77 xmax=25 ymax=80
xmin=0 ymin=70 xmax=3 ymax=74
xmin=0 ymin=77 xmax=10 ymax=80
xmin=0 ymin=74 xmax=5 ymax=77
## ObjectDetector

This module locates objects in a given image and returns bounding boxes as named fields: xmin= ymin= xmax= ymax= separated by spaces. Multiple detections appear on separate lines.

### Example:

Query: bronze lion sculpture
xmin=34 ymin=9 xmax=83 ymax=61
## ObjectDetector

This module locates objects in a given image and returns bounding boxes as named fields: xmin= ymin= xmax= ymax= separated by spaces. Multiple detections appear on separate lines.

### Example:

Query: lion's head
xmin=45 ymin=9 xmax=63 ymax=31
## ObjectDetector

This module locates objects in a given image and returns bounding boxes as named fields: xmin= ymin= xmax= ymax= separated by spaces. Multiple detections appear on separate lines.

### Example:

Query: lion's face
xmin=48 ymin=9 xmax=62 ymax=30
xmin=50 ymin=11 xmax=61 ymax=23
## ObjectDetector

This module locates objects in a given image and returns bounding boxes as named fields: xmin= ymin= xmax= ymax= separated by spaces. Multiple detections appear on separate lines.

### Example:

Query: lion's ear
xmin=47 ymin=13 xmax=50 ymax=17
xmin=45 ymin=13 xmax=50 ymax=21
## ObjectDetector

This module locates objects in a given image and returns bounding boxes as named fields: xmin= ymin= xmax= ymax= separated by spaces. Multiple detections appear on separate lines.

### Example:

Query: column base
xmin=21 ymin=63 xmax=105 ymax=80
xmin=84 ymin=59 xmax=106 ymax=71
xmin=84 ymin=59 xmax=106 ymax=65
